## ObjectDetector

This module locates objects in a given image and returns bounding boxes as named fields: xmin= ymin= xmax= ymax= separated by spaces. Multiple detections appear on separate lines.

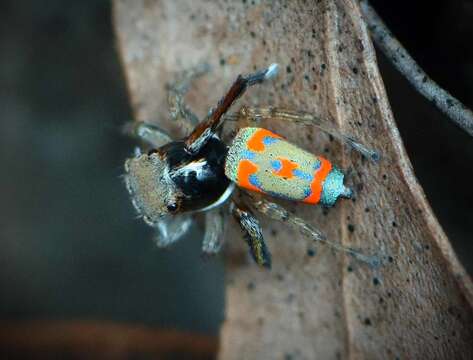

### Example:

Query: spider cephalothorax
xmin=125 ymin=136 xmax=230 ymax=223
xmin=124 ymin=64 xmax=380 ymax=268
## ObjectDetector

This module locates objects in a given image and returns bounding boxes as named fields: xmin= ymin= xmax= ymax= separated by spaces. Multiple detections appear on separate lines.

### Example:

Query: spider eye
xmin=166 ymin=203 xmax=178 ymax=213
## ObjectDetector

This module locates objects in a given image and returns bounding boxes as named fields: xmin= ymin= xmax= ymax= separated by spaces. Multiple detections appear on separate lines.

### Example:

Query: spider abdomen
xmin=224 ymin=127 xmax=352 ymax=207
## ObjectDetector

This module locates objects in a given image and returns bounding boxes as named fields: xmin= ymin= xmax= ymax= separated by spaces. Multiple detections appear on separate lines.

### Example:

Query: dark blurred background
xmin=0 ymin=0 xmax=224 ymax=350
xmin=0 ymin=0 xmax=471 ymax=358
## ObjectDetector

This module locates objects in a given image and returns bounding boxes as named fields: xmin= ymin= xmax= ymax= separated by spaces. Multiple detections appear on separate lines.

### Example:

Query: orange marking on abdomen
xmin=237 ymin=159 xmax=262 ymax=193
xmin=273 ymin=158 xmax=298 ymax=179
xmin=247 ymin=128 xmax=282 ymax=152
xmin=303 ymin=157 xmax=332 ymax=204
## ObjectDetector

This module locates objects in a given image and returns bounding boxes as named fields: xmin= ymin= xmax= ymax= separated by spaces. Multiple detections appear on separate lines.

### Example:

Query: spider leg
xmin=185 ymin=63 xmax=279 ymax=154
xmin=167 ymin=63 xmax=211 ymax=134
xmin=247 ymin=194 xmax=380 ymax=267
xmin=151 ymin=214 xmax=194 ymax=248
xmin=123 ymin=121 xmax=173 ymax=148
xmin=230 ymin=199 xmax=272 ymax=269
xmin=201 ymin=207 xmax=228 ymax=255
xmin=230 ymin=107 xmax=380 ymax=162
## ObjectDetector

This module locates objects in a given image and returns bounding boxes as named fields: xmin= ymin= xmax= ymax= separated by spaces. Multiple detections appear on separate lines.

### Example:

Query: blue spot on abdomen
xmin=242 ymin=150 xmax=256 ymax=160
xmin=249 ymin=174 xmax=263 ymax=189
xmin=270 ymin=159 xmax=282 ymax=172
xmin=263 ymin=136 xmax=279 ymax=146
xmin=293 ymin=169 xmax=313 ymax=181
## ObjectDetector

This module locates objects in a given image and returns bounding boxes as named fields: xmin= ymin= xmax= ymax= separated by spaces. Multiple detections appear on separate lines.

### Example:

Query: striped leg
xmin=231 ymin=199 xmax=272 ymax=269
xmin=248 ymin=194 xmax=380 ymax=267
xmin=229 ymin=107 xmax=380 ymax=162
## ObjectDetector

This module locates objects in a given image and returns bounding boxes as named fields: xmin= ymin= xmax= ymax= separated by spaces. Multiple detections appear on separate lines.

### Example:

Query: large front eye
xmin=166 ymin=203 xmax=178 ymax=213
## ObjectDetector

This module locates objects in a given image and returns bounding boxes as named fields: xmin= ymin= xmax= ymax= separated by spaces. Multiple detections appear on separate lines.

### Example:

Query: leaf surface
xmin=114 ymin=1 xmax=473 ymax=358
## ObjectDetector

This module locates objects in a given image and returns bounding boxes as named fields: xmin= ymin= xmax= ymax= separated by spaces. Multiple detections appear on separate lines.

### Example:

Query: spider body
xmin=225 ymin=127 xmax=351 ymax=207
xmin=124 ymin=63 xmax=379 ymax=268
xmin=159 ymin=137 xmax=230 ymax=212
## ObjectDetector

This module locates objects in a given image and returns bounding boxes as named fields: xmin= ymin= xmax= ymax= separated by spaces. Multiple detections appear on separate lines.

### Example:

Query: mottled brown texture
xmin=113 ymin=0 xmax=473 ymax=359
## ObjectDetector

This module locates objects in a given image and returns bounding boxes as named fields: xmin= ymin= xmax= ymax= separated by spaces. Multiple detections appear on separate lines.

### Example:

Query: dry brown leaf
xmin=113 ymin=1 xmax=473 ymax=358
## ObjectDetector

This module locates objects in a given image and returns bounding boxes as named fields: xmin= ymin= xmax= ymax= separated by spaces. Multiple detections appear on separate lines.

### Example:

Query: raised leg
xmin=185 ymin=64 xmax=279 ymax=154
xmin=230 ymin=199 xmax=272 ymax=268
xmin=247 ymin=194 xmax=380 ymax=267
xmin=167 ymin=63 xmax=210 ymax=134
xmin=123 ymin=121 xmax=172 ymax=149
xmin=151 ymin=214 xmax=194 ymax=248
xmin=228 ymin=107 xmax=380 ymax=162
xmin=201 ymin=207 xmax=227 ymax=255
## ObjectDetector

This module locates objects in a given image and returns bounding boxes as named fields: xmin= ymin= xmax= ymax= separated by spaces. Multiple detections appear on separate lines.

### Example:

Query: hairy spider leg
xmin=124 ymin=64 xmax=212 ymax=148
xmin=230 ymin=107 xmax=380 ymax=162
xmin=167 ymin=63 xmax=211 ymax=134
xmin=231 ymin=198 xmax=272 ymax=268
xmin=185 ymin=64 xmax=279 ymax=154
xmin=122 ymin=121 xmax=173 ymax=149
xmin=152 ymin=214 xmax=194 ymax=248
xmin=202 ymin=207 xmax=228 ymax=255
xmin=247 ymin=194 xmax=381 ymax=267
